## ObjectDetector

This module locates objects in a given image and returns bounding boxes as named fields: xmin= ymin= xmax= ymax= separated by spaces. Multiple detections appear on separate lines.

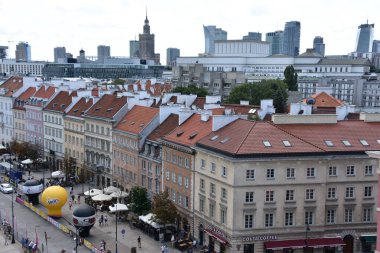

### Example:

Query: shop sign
xmin=207 ymin=224 xmax=226 ymax=239
xmin=242 ymin=235 xmax=278 ymax=242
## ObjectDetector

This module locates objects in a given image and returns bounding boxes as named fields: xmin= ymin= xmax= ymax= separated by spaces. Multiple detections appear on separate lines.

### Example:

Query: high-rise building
xmin=283 ymin=21 xmax=301 ymax=56
xmin=313 ymin=36 xmax=325 ymax=56
xmin=0 ymin=46 xmax=8 ymax=59
xmin=373 ymin=40 xmax=380 ymax=53
xmin=243 ymin=32 xmax=262 ymax=41
xmin=203 ymin=25 xmax=227 ymax=54
xmin=15 ymin=42 xmax=31 ymax=62
xmin=355 ymin=23 xmax=374 ymax=53
xmin=54 ymin=47 xmax=66 ymax=63
xmin=97 ymin=45 xmax=111 ymax=62
xmin=130 ymin=40 xmax=140 ymax=58
xmin=166 ymin=48 xmax=180 ymax=67
xmin=139 ymin=13 xmax=155 ymax=61
xmin=266 ymin=31 xmax=284 ymax=55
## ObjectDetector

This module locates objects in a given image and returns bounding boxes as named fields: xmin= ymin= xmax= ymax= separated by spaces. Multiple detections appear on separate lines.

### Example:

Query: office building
xmin=372 ymin=40 xmax=380 ymax=53
xmin=355 ymin=23 xmax=374 ymax=53
xmin=166 ymin=48 xmax=180 ymax=67
xmin=283 ymin=21 xmax=301 ymax=56
xmin=203 ymin=25 xmax=227 ymax=54
xmin=97 ymin=45 xmax=111 ymax=62
xmin=15 ymin=42 xmax=31 ymax=62
xmin=243 ymin=32 xmax=262 ymax=41
xmin=139 ymin=14 xmax=155 ymax=61
xmin=54 ymin=47 xmax=67 ymax=63
xmin=130 ymin=40 xmax=140 ymax=58
xmin=313 ymin=36 xmax=325 ymax=56
xmin=265 ymin=31 xmax=284 ymax=55
xmin=0 ymin=46 xmax=8 ymax=59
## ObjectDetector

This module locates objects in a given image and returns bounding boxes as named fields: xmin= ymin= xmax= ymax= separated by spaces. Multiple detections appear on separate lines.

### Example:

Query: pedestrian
xmin=71 ymin=194 xmax=75 ymax=202
xmin=104 ymin=215 xmax=108 ymax=226
xmin=61 ymin=249 xmax=66 ymax=253
xmin=77 ymin=195 xmax=81 ymax=204
xmin=69 ymin=200 xmax=72 ymax=210
xmin=165 ymin=244 xmax=169 ymax=253
xmin=99 ymin=216 xmax=103 ymax=227
xmin=137 ymin=236 xmax=141 ymax=248
xmin=161 ymin=244 xmax=165 ymax=253
xmin=102 ymin=240 xmax=106 ymax=250
xmin=4 ymin=232 xmax=8 ymax=245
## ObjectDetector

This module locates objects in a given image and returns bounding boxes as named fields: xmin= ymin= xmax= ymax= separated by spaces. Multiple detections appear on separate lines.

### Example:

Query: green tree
xmin=112 ymin=78 xmax=125 ymax=85
xmin=283 ymin=65 xmax=298 ymax=91
xmin=172 ymin=84 xmax=208 ymax=97
xmin=152 ymin=190 xmax=177 ymax=226
xmin=130 ymin=186 xmax=151 ymax=215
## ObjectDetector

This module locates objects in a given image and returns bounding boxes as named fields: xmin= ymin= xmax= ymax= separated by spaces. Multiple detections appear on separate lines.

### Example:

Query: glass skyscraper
xmin=283 ymin=21 xmax=301 ymax=57
xmin=203 ymin=25 xmax=227 ymax=54
xmin=313 ymin=36 xmax=325 ymax=56
xmin=266 ymin=31 xmax=284 ymax=55
xmin=355 ymin=23 xmax=374 ymax=53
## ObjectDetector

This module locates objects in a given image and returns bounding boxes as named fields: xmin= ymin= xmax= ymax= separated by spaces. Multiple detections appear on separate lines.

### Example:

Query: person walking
xmin=164 ymin=244 xmax=169 ymax=253
xmin=77 ymin=195 xmax=81 ymax=204
xmin=161 ymin=244 xmax=165 ymax=253
xmin=69 ymin=200 xmax=72 ymax=210
xmin=4 ymin=232 xmax=8 ymax=245
xmin=104 ymin=215 xmax=108 ymax=226
xmin=137 ymin=236 xmax=141 ymax=248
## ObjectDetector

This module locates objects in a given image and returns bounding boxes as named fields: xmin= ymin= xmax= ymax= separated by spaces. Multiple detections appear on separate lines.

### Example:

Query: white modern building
xmin=0 ymin=59 xmax=44 ymax=76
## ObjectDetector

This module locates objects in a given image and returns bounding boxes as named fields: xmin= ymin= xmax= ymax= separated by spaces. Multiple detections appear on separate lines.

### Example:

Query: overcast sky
xmin=0 ymin=0 xmax=379 ymax=63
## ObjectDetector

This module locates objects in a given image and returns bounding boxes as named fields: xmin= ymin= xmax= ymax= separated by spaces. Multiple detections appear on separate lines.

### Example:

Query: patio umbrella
xmin=21 ymin=159 xmax=33 ymax=165
xmin=92 ymin=193 xmax=112 ymax=202
xmin=103 ymin=185 xmax=119 ymax=194
xmin=108 ymin=203 xmax=128 ymax=213
xmin=84 ymin=189 xmax=102 ymax=197
xmin=0 ymin=145 xmax=6 ymax=150
xmin=51 ymin=171 xmax=65 ymax=179
xmin=110 ymin=191 xmax=129 ymax=198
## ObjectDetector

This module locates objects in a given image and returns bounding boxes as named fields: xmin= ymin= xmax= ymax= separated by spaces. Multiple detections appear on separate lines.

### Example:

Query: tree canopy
xmin=112 ymin=78 xmax=125 ymax=85
xmin=283 ymin=65 xmax=298 ymax=91
xmin=129 ymin=186 xmax=151 ymax=215
xmin=172 ymin=84 xmax=208 ymax=97
xmin=152 ymin=190 xmax=177 ymax=225
xmin=226 ymin=79 xmax=289 ymax=113
xmin=9 ymin=140 xmax=41 ymax=160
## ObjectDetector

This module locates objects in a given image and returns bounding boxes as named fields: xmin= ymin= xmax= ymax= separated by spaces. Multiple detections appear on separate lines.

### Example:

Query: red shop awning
xmin=265 ymin=238 xmax=345 ymax=250
xmin=204 ymin=229 xmax=229 ymax=244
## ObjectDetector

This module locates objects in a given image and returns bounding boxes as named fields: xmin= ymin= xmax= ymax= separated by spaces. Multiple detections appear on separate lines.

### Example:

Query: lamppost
xmin=305 ymin=222 xmax=310 ymax=247
xmin=11 ymin=182 xmax=15 ymax=244
xmin=115 ymin=202 xmax=118 ymax=253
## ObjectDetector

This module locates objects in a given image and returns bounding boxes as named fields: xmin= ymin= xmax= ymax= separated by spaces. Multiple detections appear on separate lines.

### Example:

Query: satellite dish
xmin=306 ymin=98 xmax=316 ymax=105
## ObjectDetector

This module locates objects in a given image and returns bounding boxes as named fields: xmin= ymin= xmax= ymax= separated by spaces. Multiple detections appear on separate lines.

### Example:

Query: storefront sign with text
xmin=242 ymin=235 xmax=278 ymax=242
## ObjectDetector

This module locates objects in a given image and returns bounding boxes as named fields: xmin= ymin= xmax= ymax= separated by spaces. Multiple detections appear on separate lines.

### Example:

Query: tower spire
xmin=146 ymin=6 xmax=147 ymax=20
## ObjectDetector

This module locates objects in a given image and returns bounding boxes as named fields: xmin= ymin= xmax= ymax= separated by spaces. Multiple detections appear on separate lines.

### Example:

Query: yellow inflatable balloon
xmin=41 ymin=186 xmax=68 ymax=217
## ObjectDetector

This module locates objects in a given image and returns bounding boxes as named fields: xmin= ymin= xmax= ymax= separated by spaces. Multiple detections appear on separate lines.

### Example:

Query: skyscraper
xmin=313 ymin=36 xmax=325 ymax=56
xmin=243 ymin=32 xmax=262 ymax=41
xmin=355 ymin=23 xmax=375 ymax=53
xmin=373 ymin=40 xmax=380 ymax=53
xmin=266 ymin=31 xmax=284 ymax=55
xmin=283 ymin=21 xmax=301 ymax=56
xmin=54 ymin=47 xmax=66 ymax=63
xmin=130 ymin=40 xmax=140 ymax=58
xmin=15 ymin=42 xmax=31 ymax=62
xmin=203 ymin=25 xmax=227 ymax=54
xmin=0 ymin=46 xmax=8 ymax=59
xmin=97 ymin=45 xmax=111 ymax=62
xmin=166 ymin=48 xmax=180 ymax=67
xmin=139 ymin=13 xmax=155 ymax=61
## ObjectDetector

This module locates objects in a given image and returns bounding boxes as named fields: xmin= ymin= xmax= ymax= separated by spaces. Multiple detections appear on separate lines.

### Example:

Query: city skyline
xmin=0 ymin=0 xmax=379 ymax=62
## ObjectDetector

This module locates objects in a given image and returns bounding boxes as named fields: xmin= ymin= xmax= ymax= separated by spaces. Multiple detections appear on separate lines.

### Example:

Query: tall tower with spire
xmin=139 ymin=9 xmax=155 ymax=62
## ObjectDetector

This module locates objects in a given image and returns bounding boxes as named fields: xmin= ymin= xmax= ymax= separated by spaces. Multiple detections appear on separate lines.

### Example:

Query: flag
xmin=35 ymin=228 xmax=38 ymax=245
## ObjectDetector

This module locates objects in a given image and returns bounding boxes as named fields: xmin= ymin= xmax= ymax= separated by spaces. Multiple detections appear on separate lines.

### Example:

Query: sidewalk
xmin=0 ymin=232 xmax=24 ymax=253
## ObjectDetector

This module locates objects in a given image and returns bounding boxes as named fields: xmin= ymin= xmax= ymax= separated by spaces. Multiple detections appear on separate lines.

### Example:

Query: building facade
xmin=139 ymin=15 xmax=155 ymax=61
xmin=204 ymin=26 xmax=228 ymax=55
xmin=355 ymin=23 xmax=374 ymax=53
xmin=15 ymin=42 xmax=31 ymax=62
xmin=266 ymin=31 xmax=284 ymax=55
xmin=167 ymin=48 xmax=180 ymax=67
xmin=313 ymin=36 xmax=325 ymax=56
xmin=130 ymin=40 xmax=140 ymax=58
xmin=54 ymin=47 xmax=67 ymax=63
xmin=97 ymin=45 xmax=111 ymax=62
xmin=0 ymin=59 xmax=44 ymax=76
xmin=242 ymin=32 xmax=262 ymax=41
xmin=283 ymin=21 xmax=301 ymax=57
xmin=13 ymin=87 xmax=36 ymax=143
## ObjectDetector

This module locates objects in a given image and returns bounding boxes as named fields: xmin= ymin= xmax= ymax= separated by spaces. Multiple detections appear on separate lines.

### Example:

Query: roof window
xmin=342 ymin=140 xmax=352 ymax=147
xmin=377 ymin=140 xmax=380 ymax=144
xmin=324 ymin=140 xmax=334 ymax=147
xmin=106 ymin=107 xmax=113 ymax=112
xmin=176 ymin=131 xmax=184 ymax=137
xmin=210 ymin=135 xmax=219 ymax=141
xmin=282 ymin=140 xmax=292 ymax=147
xmin=95 ymin=107 xmax=101 ymax=111
xmin=220 ymin=137 xmax=229 ymax=144
xmin=360 ymin=139 xmax=369 ymax=146
xmin=130 ymin=122 xmax=135 ymax=125
xmin=73 ymin=109 xmax=78 ymax=113
xmin=189 ymin=132 xmax=198 ymax=139
xmin=263 ymin=140 xmax=272 ymax=147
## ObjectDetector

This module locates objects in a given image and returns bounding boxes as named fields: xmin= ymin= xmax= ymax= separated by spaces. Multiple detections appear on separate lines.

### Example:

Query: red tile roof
xmin=34 ymin=85 xmax=56 ymax=99
xmin=13 ymin=87 xmax=37 ymax=110
xmin=0 ymin=76 xmax=23 ymax=96
xmin=115 ymin=105 xmax=159 ymax=134
xmin=147 ymin=114 xmax=179 ymax=141
xmin=192 ymin=97 xmax=205 ymax=109
xmin=163 ymin=114 xmax=213 ymax=147
xmin=44 ymin=91 xmax=77 ymax=112
xmin=86 ymin=94 xmax=128 ymax=119
xmin=302 ymin=92 xmax=343 ymax=108
xmin=66 ymin=97 xmax=94 ymax=117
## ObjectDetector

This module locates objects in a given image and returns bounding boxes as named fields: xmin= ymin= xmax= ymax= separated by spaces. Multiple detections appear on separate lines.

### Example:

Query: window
xmin=364 ymin=186 xmax=373 ymax=197
xmin=221 ymin=166 xmax=227 ymax=177
xmin=363 ymin=208 xmax=373 ymax=222
xmin=282 ymin=140 xmax=292 ymax=147
xmin=345 ymin=187 xmax=355 ymax=199
xmin=342 ymin=140 xmax=352 ymax=146
xmin=211 ymin=162 xmax=216 ymax=173
xmin=210 ymin=183 xmax=215 ymax=195
xmin=306 ymin=167 xmax=315 ymax=177
xmin=265 ymin=213 xmax=274 ymax=227
xmin=326 ymin=210 xmax=336 ymax=224
xmin=360 ymin=140 xmax=369 ymax=146
xmin=221 ymin=188 xmax=227 ymax=199
xmin=285 ymin=212 xmax=294 ymax=226
xmin=263 ymin=140 xmax=272 ymax=147
xmin=328 ymin=166 xmax=337 ymax=176
xmin=365 ymin=165 xmax=373 ymax=176
xmin=265 ymin=190 xmax=274 ymax=202
xmin=346 ymin=166 xmax=355 ymax=176
xmin=199 ymin=198 xmax=204 ymax=212
xmin=245 ymin=192 xmax=254 ymax=203
xmin=266 ymin=169 xmax=275 ymax=179
xmin=200 ymin=179 xmax=205 ymax=190
xmin=305 ymin=211 xmax=313 ymax=225
xmin=345 ymin=209 xmax=353 ymax=223
xmin=245 ymin=214 xmax=254 ymax=228
xmin=220 ymin=209 xmax=226 ymax=224
xmin=286 ymin=168 xmax=295 ymax=178
xmin=324 ymin=140 xmax=334 ymax=147
xmin=178 ymin=175 xmax=182 ymax=186
xmin=327 ymin=188 xmax=336 ymax=199
xmin=185 ymin=158 xmax=189 ymax=168
xmin=246 ymin=170 xmax=255 ymax=180
xmin=184 ymin=177 xmax=189 ymax=188
xmin=285 ymin=190 xmax=294 ymax=201
xmin=201 ymin=159 xmax=206 ymax=168
xmin=165 ymin=170 xmax=170 ymax=180
xmin=305 ymin=189 xmax=315 ymax=200
xmin=171 ymin=172 xmax=176 ymax=183
xmin=209 ymin=203 xmax=215 ymax=218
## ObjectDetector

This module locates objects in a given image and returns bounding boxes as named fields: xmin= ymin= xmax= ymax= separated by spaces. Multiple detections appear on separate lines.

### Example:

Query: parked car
xmin=0 ymin=183 xmax=13 ymax=193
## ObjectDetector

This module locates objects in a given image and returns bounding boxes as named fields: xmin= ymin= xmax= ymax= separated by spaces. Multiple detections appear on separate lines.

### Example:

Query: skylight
xmin=210 ymin=135 xmax=219 ymax=141
xmin=324 ymin=140 xmax=334 ymax=147
xmin=220 ymin=137 xmax=229 ymax=144
xmin=377 ymin=140 xmax=380 ymax=144
xmin=282 ymin=140 xmax=292 ymax=147
xmin=130 ymin=122 xmax=135 ymax=125
xmin=73 ymin=109 xmax=78 ymax=113
xmin=360 ymin=139 xmax=369 ymax=146
xmin=342 ymin=140 xmax=352 ymax=147
xmin=176 ymin=131 xmax=184 ymax=137
xmin=263 ymin=140 xmax=272 ymax=147
xmin=189 ymin=132 xmax=198 ymax=139
xmin=106 ymin=108 xmax=113 ymax=112
xmin=95 ymin=107 xmax=101 ymax=111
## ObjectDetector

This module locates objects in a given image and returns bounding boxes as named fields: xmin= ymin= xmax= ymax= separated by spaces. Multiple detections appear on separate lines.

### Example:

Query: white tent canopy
xmin=0 ymin=145 xmax=6 ymax=150
xmin=84 ymin=189 xmax=102 ymax=197
xmin=103 ymin=186 xmax=119 ymax=194
xmin=138 ymin=213 xmax=164 ymax=229
xmin=109 ymin=203 xmax=129 ymax=213
xmin=92 ymin=193 xmax=112 ymax=202
xmin=51 ymin=171 xmax=65 ymax=179
xmin=21 ymin=159 xmax=33 ymax=165
xmin=110 ymin=191 xmax=129 ymax=198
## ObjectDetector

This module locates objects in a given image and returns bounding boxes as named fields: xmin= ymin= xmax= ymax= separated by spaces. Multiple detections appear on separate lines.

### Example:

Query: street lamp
xmin=305 ymin=222 xmax=310 ymax=247
xmin=11 ymin=182 xmax=15 ymax=244
xmin=115 ymin=202 xmax=118 ymax=253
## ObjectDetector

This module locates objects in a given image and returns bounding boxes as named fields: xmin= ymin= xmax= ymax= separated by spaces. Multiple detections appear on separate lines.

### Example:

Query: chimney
xmin=201 ymin=114 xmax=210 ymax=122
